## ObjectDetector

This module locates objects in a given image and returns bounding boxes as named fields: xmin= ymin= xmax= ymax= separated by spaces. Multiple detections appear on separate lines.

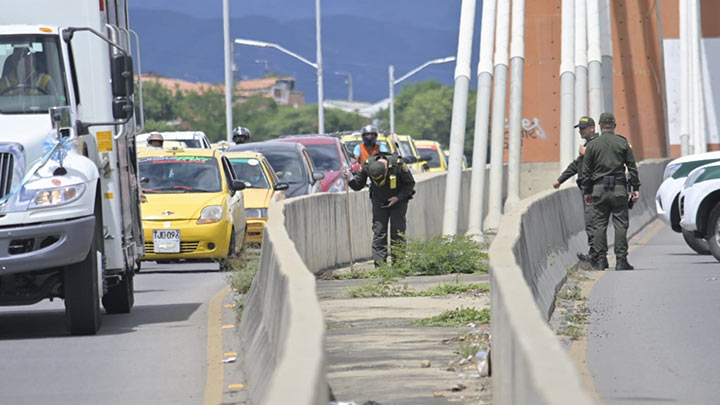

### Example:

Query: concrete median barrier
xmin=237 ymin=159 xmax=663 ymax=404
xmin=489 ymin=159 xmax=667 ymax=404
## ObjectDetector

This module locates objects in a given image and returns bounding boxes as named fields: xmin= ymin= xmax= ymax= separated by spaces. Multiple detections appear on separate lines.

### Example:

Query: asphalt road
xmin=0 ymin=261 xmax=229 ymax=405
xmin=587 ymin=224 xmax=720 ymax=404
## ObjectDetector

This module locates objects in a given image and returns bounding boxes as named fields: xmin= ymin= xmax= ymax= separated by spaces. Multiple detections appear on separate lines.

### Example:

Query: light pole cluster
xmin=224 ymin=0 xmax=325 ymax=135
xmin=388 ymin=57 xmax=456 ymax=134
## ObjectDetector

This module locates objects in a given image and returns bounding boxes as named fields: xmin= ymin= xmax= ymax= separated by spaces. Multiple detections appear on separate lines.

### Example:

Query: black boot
xmin=615 ymin=259 xmax=634 ymax=271
xmin=592 ymin=257 xmax=608 ymax=270
xmin=576 ymin=252 xmax=592 ymax=262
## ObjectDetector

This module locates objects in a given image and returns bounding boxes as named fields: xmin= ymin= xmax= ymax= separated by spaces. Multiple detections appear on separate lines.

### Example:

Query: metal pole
xmin=347 ymin=74 xmax=353 ymax=102
xmin=467 ymin=0 xmax=497 ymax=237
xmin=442 ymin=0 xmax=477 ymax=236
xmin=223 ymin=0 xmax=233 ymax=142
xmin=574 ymin=0 xmax=587 ymax=156
xmin=484 ymin=0 xmax=511 ymax=233
xmin=599 ymin=0 xmax=613 ymax=114
xmin=691 ymin=0 xmax=706 ymax=153
xmin=344 ymin=186 xmax=355 ymax=271
xmin=560 ymin=0 xmax=575 ymax=170
xmin=315 ymin=0 xmax=325 ymax=134
xmin=389 ymin=65 xmax=395 ymax=134
xmin=587 ymin=0 xmax=604 ymax=123
xmin=504 ymin=0 xmax=525 ymax=211
xmin=680 ymin=0 xmax=690 ymax=155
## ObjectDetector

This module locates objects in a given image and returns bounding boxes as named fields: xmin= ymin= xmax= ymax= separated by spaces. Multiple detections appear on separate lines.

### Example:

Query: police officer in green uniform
xmin=580 ymin=113 xmax=640 ymax=270
xmin=554 ymin=116 xmax=599 ymax=262
xmin=347 ymin=152 xmax=416 ymax=267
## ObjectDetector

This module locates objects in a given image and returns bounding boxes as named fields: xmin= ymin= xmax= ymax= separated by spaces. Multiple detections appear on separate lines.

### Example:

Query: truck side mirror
xmin=48 ymin=106 xmax=74 ymax=138
xmin=112 ymin=98 xmax=134 ymax=120
xmin=111 ymin=54 xmax=134 ymax=97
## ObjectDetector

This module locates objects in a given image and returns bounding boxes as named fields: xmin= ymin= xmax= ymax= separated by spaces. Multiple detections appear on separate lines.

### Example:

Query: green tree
xmin=141 ymin=80 xmax=180 ymax=132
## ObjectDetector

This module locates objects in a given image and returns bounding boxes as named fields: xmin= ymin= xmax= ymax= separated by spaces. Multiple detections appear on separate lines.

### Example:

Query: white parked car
xmin=679 ymin=161 xmax=720 ymax=261
xmin=656 ymin=151 xmax=720 ymax=253
xmin=137 ymin=131 xmax=212 ymax=149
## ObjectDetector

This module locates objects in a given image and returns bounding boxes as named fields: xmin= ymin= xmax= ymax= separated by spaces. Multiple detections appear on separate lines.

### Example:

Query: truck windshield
xmin=0 ymin=35 xmax=69 ymax=114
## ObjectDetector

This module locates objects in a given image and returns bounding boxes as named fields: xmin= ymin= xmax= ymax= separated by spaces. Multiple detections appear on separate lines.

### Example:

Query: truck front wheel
xmin=102 ymin=266 xmax=134 ymax=314
xmin=706 ymin=204 xmax=720 ymax=262
xmin=64 ymin=216 xmax=102 ymax=335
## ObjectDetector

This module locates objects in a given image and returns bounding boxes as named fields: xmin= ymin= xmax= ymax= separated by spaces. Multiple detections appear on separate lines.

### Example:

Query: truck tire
xmin=705 ymin=204 xmax=720 ymax=262
xmin=102 ymin=266 xmax=134 ymax=314
xmin=682 ymin=229 xmax=711 ymax=255
xmin=64 ymin=215 xmax=102 ymax=335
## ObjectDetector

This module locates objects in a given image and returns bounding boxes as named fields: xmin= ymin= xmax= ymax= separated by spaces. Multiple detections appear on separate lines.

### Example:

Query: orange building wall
xmin=517 ymin=0 xmax=668 ymax=162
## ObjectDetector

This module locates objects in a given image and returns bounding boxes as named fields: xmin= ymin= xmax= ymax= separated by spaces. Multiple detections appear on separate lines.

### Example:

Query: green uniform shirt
xmin=348 ymin=153 xmax=416 ymax=202
xmin=557 ymin=134 xmax=598 ymax=188
xmin=580 ymin=130 xmax=640 ymax=195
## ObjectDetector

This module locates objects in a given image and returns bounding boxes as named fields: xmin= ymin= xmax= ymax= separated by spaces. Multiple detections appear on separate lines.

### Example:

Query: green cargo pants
xmin=590 ymin=184 xmax=629 ymax=261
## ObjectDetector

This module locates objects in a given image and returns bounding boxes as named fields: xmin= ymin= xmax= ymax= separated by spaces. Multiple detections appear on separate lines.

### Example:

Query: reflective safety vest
xmin=0 ymin=72 xmax=52 ymax=95
xmin=359 ymin=143 xmax=380 ymax=164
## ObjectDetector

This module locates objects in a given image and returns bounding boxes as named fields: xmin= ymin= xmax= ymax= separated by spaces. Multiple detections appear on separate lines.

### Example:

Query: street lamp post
xmin=388 ymin=56 xmax=455 ymax=134
xmin=235 ymin=38 xmax=325 ymax=134
xmin=255 ymin=59 xmax=270 ymax=75
xmin=334 ymin=72 xmax=353 ymax=102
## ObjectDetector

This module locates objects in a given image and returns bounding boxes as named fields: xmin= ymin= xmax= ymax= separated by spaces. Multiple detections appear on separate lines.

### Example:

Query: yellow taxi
xmin=137 ymin=145 xmax=247 ymax=263
xmin=415 ymin=140 xmax=448 ymax=172
xmin=393 ymin=134 xmax=431 ymax=173
xmin=224 ymin=151 xmax=288 ymax=244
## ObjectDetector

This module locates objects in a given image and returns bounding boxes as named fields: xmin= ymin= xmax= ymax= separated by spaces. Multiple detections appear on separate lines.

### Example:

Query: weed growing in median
xmin=558 ymin=325 xmax=584 ymax=340
xmin=557 ymin=285 xmax=586 ymax=301
xmin=387 ymin=234 xmax=488 ymax=276
xmin=411 ymin=307 xmax=490 ymax=327
xmin=418 ymin=282 xmax=489 ymax=296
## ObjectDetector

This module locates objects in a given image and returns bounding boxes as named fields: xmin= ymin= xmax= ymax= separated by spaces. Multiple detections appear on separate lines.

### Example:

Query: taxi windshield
xmin=0 ymin=35 xmax=69 ymax=114
xmin=229 ymin=158 xmax=270 ymax=188
xmin=139 ymin=156 xmax=222 ymax=193
xmin=418 ymin=147 xmax=442 ymax=168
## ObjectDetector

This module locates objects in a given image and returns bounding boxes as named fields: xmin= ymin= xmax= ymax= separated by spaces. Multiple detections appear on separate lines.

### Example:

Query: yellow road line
xmin=570 ymin=219 xmax=666 ymax=404
xmin=203 ymin=285 xmax=231 ymax=405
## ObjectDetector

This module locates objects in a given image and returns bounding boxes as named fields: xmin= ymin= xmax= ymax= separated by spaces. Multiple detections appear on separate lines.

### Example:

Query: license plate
xmin=153 ymin=229 xmax=180 ymax=253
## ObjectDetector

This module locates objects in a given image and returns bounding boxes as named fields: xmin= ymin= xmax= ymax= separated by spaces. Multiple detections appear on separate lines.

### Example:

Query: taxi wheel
xmin=706 ymin=204 xmax=720 ymax=262
xmin=682 ymin=229 xmax=710 ymax=255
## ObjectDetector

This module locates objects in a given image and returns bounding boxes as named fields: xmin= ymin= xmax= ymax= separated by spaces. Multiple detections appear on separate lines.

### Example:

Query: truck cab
xmin=0 ymin=0 xmax=144 ymax=335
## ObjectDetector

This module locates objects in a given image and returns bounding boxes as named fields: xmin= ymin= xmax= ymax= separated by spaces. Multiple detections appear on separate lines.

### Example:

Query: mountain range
xmin=128 ymin=1 xmax=484 ymax=103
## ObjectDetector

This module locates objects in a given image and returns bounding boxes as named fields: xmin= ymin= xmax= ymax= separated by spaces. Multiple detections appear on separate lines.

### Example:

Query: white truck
xmin=0 ymin=0 xmax=144 ymax=334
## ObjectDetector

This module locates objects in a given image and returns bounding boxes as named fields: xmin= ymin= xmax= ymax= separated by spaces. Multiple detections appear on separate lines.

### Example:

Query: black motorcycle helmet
xmin=360 ymin=124 xmax=378 ymax=146
xmin=232 ymin=127 xmax=251 ymax=144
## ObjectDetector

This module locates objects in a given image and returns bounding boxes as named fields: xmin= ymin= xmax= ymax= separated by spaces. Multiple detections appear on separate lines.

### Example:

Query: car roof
xmin=137 ymin=147 xmax=218 ymax=158
xmin=223 ymin=151 xmax=266 ymax=159
xmin=415 ymin=140 xmax=440 ymax=148
xmin=228 ymin=141 xmax=306 ymax=153
xmin=275 ymin=135 xmax=338 ymax=145
xmin=669 ymin=150 xmax=720 ymax=165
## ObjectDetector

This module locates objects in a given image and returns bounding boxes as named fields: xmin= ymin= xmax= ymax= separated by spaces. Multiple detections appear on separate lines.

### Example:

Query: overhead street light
xmin=234 ymin=38 xmax=324 ymax=134
xmin=334 ymin=72 xmax=353 ymax=102
xmin=389 ymin=56 xmax=455 ymax=134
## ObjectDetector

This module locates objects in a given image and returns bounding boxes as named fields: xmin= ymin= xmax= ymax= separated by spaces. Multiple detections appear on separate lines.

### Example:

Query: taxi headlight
xmin=245 ymin=208 xmax=267 ymax=219
xmin=198 ymin=205 xmax=223 ymax=224
xmin=684 ymin=168 xmax=706 ymax=188
xmin=29 ymin=184 xmax=86 ymax=208
xmin=663 ymin=163 xmax=681 ymax=180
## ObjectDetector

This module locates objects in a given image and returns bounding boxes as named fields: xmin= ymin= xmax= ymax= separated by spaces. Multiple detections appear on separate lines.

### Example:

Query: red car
xmin=273 ymin=135 xmax=351 ymax=192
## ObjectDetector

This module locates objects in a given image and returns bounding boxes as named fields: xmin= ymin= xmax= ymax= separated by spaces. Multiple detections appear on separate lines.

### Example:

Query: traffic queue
xmin=134 ymin=128 xmax=449 ymax=269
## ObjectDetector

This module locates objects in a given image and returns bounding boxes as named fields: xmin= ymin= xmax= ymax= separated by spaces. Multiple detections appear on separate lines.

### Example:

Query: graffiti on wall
xmin=503 ymin=117 xmax=547 ymax=149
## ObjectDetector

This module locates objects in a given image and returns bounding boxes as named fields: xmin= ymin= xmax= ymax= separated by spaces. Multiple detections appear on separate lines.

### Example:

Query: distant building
xmin=323 ymin=99 xmax=390 ymax=118
xmin=236 ymin=77 xmax=304 ymax=107
xmin=140 ymin=73 xmax=304 ymax=107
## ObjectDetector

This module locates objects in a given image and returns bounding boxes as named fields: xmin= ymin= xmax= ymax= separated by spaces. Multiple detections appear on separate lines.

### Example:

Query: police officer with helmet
xmin=232 ymin=126 xmax=251 ymax=144
xmin=580 ymin=112 xmax=640 ymax=271
xmin=353 ymin=124 xmax=389 ymax=164
xmin=346 ymin=151 xmax=415 ymax=267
